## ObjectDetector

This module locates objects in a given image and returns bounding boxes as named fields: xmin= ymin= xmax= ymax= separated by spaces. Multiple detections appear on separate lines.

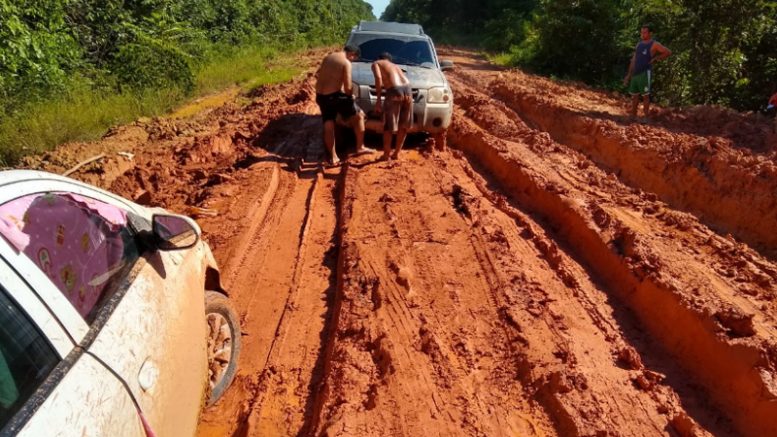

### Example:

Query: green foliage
xmin=195 ymin=44 xmax=298 ymax=94
xmin=112 ymin=34 xmax=195 ymax=93
xmin=527 ymin=0 xmax=623 ymax=85
xmin=0 ymin=44 xmax=304 ymax=166
xmin=0 ymin=0 xmax=375 ymax=164
xmin=384 ymin=0 xmax=536 ymax=49
xmin=1 ymin=0 xmax=375 ymax=108
xmin=0 ymin=85 xmax=185 ymax=166
xmin=0 ymin=0 xmax=81 ymax=107
xmin=383 ymin=0 xmax=777 ymax=110
xmin=625 ymin=0 xmax=777 ymax=108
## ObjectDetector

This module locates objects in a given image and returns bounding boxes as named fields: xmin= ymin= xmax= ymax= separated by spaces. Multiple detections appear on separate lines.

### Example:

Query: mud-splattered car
xmin=347 ymin=21 xmax=454 ymax=145
xmin=0 ymin=170 xmax=240 ymax=436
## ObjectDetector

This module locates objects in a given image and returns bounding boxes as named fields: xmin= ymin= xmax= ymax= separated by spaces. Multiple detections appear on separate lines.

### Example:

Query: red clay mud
xmin=460 ymin=65 xmax=777 ymax=255
xmin=19 ymin=48 xmax=777 ymax=437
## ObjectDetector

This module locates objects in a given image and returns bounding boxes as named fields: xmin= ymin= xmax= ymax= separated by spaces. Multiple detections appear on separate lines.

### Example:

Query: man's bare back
xmin=316 ymin=52 xmax=352 ymax=95
xmin=372 ymin=59 xmax=409 ymax=90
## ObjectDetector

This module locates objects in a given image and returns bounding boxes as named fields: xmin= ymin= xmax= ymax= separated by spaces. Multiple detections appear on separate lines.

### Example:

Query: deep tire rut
xmin=445 ymin=55 xmax=777 ymax=436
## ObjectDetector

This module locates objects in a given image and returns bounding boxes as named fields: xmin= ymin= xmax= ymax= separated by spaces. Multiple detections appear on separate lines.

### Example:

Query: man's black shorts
xmin=316 ymin=92 xmax=359 ymax=122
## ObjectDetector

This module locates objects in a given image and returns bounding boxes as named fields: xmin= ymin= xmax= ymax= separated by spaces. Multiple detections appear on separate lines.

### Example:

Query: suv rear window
xmin=348 ymin=34 xmax=435 ymax=67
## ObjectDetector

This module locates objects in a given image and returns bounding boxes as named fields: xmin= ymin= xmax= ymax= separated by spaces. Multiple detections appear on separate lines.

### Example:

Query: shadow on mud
xmin=254 ymin=113 xmax=322 ymax=159
xmin=254 ymin=111 xmax=434 ymax=167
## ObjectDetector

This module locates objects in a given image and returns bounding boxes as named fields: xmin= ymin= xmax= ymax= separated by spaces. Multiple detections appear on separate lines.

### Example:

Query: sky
xmin=366 ymin=0 xmax=390 ymax=18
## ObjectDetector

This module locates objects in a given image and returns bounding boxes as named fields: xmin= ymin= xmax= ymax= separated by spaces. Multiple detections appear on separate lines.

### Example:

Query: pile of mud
xmin=467 ymin=67 xmax=777 ymax=255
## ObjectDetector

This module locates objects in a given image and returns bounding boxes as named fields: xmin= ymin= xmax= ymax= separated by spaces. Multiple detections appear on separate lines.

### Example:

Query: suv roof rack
xmin=355 ymin=20 xmax=425 ymax=36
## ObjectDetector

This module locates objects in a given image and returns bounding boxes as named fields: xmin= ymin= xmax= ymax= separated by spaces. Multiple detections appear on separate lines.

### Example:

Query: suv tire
xmin=204 ymin=291 xmax=241 ymax=406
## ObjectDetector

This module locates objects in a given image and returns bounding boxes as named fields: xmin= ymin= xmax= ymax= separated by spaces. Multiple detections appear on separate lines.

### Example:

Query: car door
xmin=0 ymin=254 xmax=143 ymax=436
xmin=84 ymin=233 xmax=210 ymax=437
xmin=0 ymin=179 xmax=209 ymax=436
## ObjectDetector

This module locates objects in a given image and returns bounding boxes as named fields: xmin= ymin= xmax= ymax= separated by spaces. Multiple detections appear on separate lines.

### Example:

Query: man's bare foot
xmin=327 ymin=154 xmax=340 ymax=166
xmin=353 ymin=146 xmax=376 ymax=156
xmin=391 ymin=152 xmax=400 ymax=160
xmin=378 ymin=153 xmax=392 ymax=161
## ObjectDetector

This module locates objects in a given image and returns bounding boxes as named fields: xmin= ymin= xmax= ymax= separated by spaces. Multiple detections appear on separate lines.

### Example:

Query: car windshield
xmin=348 ymin=34 xmax=436 ymax=68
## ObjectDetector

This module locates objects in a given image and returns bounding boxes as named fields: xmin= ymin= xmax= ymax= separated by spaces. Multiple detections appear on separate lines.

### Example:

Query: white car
xmin=0 ymin=170 xmax=240 ymax=436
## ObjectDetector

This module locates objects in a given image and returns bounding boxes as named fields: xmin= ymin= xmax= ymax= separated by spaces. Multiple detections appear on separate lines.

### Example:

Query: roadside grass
xmin=0 ymin=44 xmax=305 ymax=167
xmin=487 ymin=52 xmax=514 ymax=67
xmin=196 ymin=44 xmax=302 ymax=95
xmin=0 ymin=87 xmax=185 ymax=166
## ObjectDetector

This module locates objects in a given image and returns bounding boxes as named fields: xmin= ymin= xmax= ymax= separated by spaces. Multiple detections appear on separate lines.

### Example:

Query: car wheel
xmin=204 ymin=291 xmax=241 ymax=406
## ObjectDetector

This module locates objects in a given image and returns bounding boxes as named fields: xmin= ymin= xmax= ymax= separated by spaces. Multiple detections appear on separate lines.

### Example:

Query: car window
xmin=0 ymin=193 xmax=139 ymax=324
xmin=349 ymin=34 xmax=434 ymax=66
xmin=0 ymin=287 xmax=59 ymax=427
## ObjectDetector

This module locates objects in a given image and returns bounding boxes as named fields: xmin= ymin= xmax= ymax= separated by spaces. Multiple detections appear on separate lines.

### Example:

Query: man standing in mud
xmin=315 ymin=45 xmax=373 ymax=165
xmin=372 ymin=53 xmax=413 ymax=160
xmin=623 ymin=25 xmax=672 ymax=121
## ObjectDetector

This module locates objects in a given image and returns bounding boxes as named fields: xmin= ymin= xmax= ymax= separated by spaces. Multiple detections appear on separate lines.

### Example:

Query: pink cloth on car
xmin=0 ymin=193 xmax=128 ymax=319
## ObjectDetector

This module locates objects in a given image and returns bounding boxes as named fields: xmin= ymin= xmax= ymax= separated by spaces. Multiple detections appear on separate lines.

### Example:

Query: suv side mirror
xmin=152 ymin=214 xmax=199 ymax=250
xmin=440 ymin=60 xmax=454 ymax=71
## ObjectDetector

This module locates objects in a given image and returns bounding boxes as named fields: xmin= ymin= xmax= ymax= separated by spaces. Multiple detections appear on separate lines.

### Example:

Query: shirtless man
xmin=315 ymin=45 xmax=372 ymax=165
xmin=372 ymin=53 xmax=413 ymax=160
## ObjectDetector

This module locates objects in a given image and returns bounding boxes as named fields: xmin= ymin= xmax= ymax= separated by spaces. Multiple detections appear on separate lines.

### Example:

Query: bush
xmin=0 ymin=0 xmax=377 ymax=165
xmin=112 ymin=36 xmax=195 ymax=93
xmin=526 ymin=0 xmax=623 ymax=85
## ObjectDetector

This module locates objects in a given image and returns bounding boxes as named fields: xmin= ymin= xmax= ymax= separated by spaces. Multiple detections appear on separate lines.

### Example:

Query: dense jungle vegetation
xmin=383 ymin=0 xmax=777 ymax=111
xmin=0 ymin=0 xmax=374 ymax=164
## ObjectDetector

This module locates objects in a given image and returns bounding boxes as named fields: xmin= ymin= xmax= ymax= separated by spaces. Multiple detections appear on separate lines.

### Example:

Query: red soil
xmin=22 ymin=48 xmax=777 ymax=437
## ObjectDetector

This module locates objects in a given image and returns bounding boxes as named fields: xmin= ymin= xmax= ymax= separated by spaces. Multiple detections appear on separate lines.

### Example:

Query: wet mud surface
xmin=22 ymin=48 xmax=777 ymax=436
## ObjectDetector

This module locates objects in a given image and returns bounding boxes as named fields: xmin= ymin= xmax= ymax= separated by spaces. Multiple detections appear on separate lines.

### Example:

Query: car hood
xmin=352 ymin=62 xmax=448 ymax=89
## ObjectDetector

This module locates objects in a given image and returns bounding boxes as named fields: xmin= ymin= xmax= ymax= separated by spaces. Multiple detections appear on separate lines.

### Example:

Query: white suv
xmin=0 ymin=170 xmax=240 ymax=436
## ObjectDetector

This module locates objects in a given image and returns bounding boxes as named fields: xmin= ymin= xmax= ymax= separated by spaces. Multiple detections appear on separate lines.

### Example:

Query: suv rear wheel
xmin=204 ymin=291 xmax=241 ymax=406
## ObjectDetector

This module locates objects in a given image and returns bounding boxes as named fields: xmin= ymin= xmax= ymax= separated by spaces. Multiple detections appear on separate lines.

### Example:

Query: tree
xmin=528 ymin=0 xmax=622 ymax=84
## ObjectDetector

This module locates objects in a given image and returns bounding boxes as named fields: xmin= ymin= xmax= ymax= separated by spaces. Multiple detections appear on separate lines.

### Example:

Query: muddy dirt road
xmin=24 ymin=48 xmax=777 ymax=436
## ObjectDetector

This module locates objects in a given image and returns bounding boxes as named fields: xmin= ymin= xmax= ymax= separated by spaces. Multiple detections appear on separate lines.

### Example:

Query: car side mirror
xmin=440 ymin=60 xmax=454 ymax=71
xmin=152 ymin=214 xmax=199 ymax=251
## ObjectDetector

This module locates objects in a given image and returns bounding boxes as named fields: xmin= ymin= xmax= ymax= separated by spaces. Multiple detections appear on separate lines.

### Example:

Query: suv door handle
xmin=138 ymin=358 xmax=159 ymax=391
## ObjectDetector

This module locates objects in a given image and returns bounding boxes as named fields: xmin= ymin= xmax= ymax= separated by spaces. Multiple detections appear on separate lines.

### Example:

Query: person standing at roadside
xmin=768 ymin=92 xmax=777 ymax=133
xmin=372 ymin=53 xmax=413 ymax=160
xmin=623 ymin=25 xmax=672 ymax=121
xmin=315 ymin=45 xmax=373 ymax=165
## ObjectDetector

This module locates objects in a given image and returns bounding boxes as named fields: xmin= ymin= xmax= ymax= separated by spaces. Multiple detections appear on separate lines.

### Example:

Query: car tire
xmin=204 ymin=291 xmax=241 ymax=406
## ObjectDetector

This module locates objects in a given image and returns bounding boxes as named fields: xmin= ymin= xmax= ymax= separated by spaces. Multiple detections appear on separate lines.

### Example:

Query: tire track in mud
xmin=445 ymin=64 xmax=777 ymax=436
xmin=236 ymin=165 xmax=345 ymax=437
xmin=307 ymin=149 xmax=713 ymax=436
xmin=429 ymin=155 xmax=704 ymax=436
xmin=196 ymin=97 xmax=356 ymax=437
xmin=308 ymin=159 xmax=557 ymax=436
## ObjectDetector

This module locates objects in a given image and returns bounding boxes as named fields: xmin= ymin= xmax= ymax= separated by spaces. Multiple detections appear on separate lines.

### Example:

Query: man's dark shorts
xmin=384 ymin=84 xmax=413 ymax=133
xmin=316 ymin=92 xmax=359 ymax=123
